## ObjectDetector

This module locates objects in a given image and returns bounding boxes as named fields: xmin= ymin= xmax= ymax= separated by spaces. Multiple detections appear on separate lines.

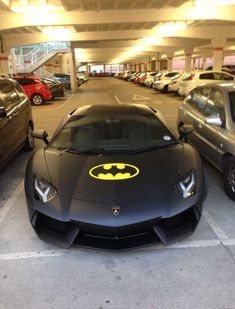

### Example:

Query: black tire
xmin=223 ymin=157 xmax=235 ymax=200
xmin=24 ymin=124 xmax=34 ymax=151
xmin=32 ymin=94 xmax=44 ymax=105
xmin=162 ymin=85 xmax=169 ymax=93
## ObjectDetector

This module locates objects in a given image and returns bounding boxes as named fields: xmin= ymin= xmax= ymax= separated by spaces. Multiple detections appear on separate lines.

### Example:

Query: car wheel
xmin=162 ymin=85 xmax=169 ymax=93
xmin=32 ymin=94 xmax=44 ymax=105
xmin=24 ymin=124 xmax=34 ymax=151
xmin=223 ymin=157 xmax=235 ymax=200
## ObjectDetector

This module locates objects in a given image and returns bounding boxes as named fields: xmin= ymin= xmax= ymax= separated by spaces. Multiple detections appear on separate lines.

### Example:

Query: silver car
xmin=177 ymin=82 xmax=235 ymax=200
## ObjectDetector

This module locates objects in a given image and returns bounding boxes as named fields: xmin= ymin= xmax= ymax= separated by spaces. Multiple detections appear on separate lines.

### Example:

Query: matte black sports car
xmin=25 ymin=104 xmax=206 ymax=249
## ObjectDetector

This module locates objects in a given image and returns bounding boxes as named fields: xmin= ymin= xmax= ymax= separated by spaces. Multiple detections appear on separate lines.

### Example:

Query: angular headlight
xmin=34 ymin=175 xmax=57 ymax=203
xmin=174 ymin=170 xmax=196 ymax=199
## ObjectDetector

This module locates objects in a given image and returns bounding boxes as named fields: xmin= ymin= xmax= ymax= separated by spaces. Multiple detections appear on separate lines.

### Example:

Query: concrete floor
xmin=1 ymin=77 xmax=235 ymax=309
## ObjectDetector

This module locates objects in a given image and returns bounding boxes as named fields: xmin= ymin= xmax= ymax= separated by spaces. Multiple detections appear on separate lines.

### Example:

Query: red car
xmin=13 ymin=76 xmax=53 ymax=105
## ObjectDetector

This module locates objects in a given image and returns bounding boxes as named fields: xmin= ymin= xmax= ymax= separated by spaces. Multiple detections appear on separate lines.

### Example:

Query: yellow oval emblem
xmin=89 ymin=163 xmax=139 ymax=180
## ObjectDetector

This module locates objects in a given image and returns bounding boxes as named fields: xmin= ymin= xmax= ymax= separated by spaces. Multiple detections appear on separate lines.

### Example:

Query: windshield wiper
xmin=63 ymin=148 xmax=105 ymax=154
xmin=127 ymin=141 xmax=178 ymax=155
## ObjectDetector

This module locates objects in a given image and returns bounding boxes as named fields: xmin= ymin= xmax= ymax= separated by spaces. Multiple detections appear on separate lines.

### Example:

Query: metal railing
xmin=11 ymin=41 xmax=70 ymax=73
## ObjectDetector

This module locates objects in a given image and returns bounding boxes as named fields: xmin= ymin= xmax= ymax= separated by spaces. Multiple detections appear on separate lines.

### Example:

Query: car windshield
xmin=49 ymin=112 xmax=178 ymax=154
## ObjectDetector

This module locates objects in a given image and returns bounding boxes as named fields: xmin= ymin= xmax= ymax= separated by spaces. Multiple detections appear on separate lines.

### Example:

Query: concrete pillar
xmin=68 ymin=44 xmax=78 ymax=93
xmin=202 ymin=57 xmax=207 ymax=70
xmin=185 ymin=54 xmax=192 ymax=72
xmin=60 ymin=54 xmax=69 ymax=73
xmin=167 ymin=56 xmax=173 ymax=71
xmin=155 ymin=59 xmax=161 ymax=71
xmin=0 ymin=53 xmax=9 ymax=77
xmin=213 ymin=47 xmax=224 ymax=71
xmin=212 ymin=38 xmax=226 ymax=71
xmin=140 ymin=62 xmax=145 ymax=71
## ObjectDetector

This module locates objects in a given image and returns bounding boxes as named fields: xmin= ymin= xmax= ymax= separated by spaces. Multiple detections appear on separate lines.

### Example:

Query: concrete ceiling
xmin=1 ymin=0 xmax=235 ymax=64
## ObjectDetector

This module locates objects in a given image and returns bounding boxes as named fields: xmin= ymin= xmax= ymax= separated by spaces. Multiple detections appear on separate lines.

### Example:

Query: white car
xmin=168 ymin=73 xmax=185 ymax=94
xmin=77 ymin=72 xmax=89 ymax=83
xmin=178 ymin=70 xmax=235 ymax=97
xmin=144 ymin=72 xmax=159 ymax=88
xmin=153 ymin=71 xmax=180 ymax=93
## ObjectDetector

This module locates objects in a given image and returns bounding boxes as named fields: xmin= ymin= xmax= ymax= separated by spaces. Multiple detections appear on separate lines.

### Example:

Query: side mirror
xmin=33 ymin=130 xmax=49 ymax=145
xmin=179 ymin=124 xmax=194 ymax=141
xmin=0 ymin=107 xmax=7 ymax=118
xmin=205 ymin=114 xmax=222 ymax=126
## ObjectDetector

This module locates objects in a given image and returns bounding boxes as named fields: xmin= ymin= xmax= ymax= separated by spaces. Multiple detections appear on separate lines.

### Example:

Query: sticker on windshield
xmin=163 ymin=135 xmax=171 ymax=141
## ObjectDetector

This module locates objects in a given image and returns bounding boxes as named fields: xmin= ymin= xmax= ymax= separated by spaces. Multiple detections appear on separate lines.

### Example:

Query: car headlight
xmin=34 ymin=175 xmax=57 ymax=203
xmin=174 ymin=170 xmax=196 ymax=199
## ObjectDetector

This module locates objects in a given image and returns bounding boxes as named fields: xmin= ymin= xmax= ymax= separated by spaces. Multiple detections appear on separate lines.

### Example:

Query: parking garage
xmin=1 ymin=1 xmax=235 ymax=308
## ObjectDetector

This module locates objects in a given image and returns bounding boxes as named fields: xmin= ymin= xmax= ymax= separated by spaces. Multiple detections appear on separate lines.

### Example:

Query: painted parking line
xmin=0 ymin=180 xmax=24 ymax=225
xmin=203 ymin=210 xmax=229 ymax=240
xmin=1 ymin=238 xmax=235 ymax=261
xmin=113 ymin=95 xmax=122 ymax=104
xmin=0 ymin=250 xmax=66 ymax=261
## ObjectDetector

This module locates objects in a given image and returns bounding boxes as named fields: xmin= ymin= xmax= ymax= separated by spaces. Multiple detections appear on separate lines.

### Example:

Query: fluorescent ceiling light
xmin=195 ymin=0 xmax=235 ymax=6
xmin=42 ymin=27 xmax=74 ymax=40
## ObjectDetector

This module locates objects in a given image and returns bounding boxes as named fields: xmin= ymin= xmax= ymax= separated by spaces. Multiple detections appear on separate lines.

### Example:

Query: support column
xmin=60 ymin=54 xmax=69 ymax=73
xmin=212 ymin=38 xmax=226 ymax=71
xmin=167 ymin=56 xmax=173 ymax=71
xmin=202 ymin=57 xmax=207 ymax=70
xmin=0 ymin=53 xmax=9 ymax=77
xmin=213 ymin=47 xmax=224 ymax=71
xmin=68 ymin=43 xmax=78 ymax=93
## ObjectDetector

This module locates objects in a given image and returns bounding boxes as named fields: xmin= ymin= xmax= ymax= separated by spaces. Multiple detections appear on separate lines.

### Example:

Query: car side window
xmin=199 ymin=73 xmax=214 ymax=80
xmin=14 ymin=81 xmax=27 ymax=101
xmin=187 ymin=89 xmax=208 ymax=114
xmin=205 ymin=89 xmax=225 ymax=121
xmin=219 ymin=72 xmax=234 ymax=81
xmin=17 ymin=79 xmax=35 ymax=86
xmin=0 ymin=80 xmax=19 ymax=109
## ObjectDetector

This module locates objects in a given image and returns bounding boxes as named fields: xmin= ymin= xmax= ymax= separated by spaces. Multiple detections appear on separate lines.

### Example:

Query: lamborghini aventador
xmin=25 ymin=103 xmax=206 ymax=249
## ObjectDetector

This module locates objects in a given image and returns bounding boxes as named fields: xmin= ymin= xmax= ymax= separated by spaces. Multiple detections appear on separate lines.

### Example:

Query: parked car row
xmin=117 ymin=69 xmax=235 ymax=201
xmin=117 ymin=69 xmax=235 ymax=97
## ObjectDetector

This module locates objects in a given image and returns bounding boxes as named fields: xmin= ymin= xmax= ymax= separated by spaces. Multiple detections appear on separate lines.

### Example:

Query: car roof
xmin=196 ymin=81 xmax=235 ymax=92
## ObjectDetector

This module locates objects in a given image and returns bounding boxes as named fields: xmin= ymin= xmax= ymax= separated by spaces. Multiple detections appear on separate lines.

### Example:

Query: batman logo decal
xmin=89 ymin=163 xmax=139 ymax=180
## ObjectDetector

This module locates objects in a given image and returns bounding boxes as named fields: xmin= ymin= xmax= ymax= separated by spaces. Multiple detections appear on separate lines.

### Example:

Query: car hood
xmin=43 ymin=144 xmax=183 ymax=203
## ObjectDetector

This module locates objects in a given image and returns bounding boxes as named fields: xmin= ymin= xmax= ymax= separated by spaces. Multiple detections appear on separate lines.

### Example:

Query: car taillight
xmin=188 ymin=73 xmax=195 ymax=80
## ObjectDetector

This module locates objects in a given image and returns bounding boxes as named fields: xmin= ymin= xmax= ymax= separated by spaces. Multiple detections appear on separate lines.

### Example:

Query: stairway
xmin=11 ymin=42 xmax=70 ymax=74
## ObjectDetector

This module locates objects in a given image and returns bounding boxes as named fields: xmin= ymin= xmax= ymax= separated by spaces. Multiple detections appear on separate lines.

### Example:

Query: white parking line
xmin=113 ymin=95 xmax=122 ymax=104
xmin=0 ymin=250 xmax=66 ymax=261
xmin=203 ymin=210 xmax=229 ymax=240
xmin=0 ymin=180 xmax=24 ymax=225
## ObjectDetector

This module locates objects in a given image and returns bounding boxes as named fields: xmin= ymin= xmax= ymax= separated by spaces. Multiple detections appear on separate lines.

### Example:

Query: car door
xmin=0 ymin=91 xmax=11 ymax=168
xmin=198 ymin=88 xmax=227 ymax=167
xmin=180 ymin=87 xmax=212 ymax=152
xmin=0 ymin=80 xmax=22 ymax=167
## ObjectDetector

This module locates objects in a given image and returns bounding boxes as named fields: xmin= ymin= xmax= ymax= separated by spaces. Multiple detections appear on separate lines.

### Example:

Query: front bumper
xmin=26 ymin=197 xmax=202 ymax=250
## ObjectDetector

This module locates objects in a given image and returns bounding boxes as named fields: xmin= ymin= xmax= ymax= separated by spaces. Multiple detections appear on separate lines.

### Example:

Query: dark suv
xmin=0 ymin=78 xmax=34 ymax=170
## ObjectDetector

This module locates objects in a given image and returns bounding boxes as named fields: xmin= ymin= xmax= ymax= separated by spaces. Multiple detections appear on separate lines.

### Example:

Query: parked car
xmin=178 ymin=70 xmax=235 ymax=97
xmin=140 ymin=72 xmax=158 ymax=86
xmin=0 ymin=77 xmax=34 ymax=170
xmin=144 ymin=72 xmax=159 ymax=88
xmin=121 ymin=70 xmax=136 ymax=80
xmin=54 ymin=73 xmax=82 ymax=89
xmin=153 ymin=71 xmax=181 ymax=93
xmin=53 ymin=73 xmax=71 ymax=89
xmin=43 ymin=77 xmax=65 ymax=98
xmin=77 ymin=72 xmax=89 ymax=83
xmin=13 ymin=76 xmax=53 ymax=105
xmin=134 ymin=72 xmax=146 ymax=84
xmin=25 ymin=103 xmax=206 ymax=249
xmin=168 ymin=73 xmax=186 ymax=95
xmin=177 ymin=82 xmax=235 ymax=200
